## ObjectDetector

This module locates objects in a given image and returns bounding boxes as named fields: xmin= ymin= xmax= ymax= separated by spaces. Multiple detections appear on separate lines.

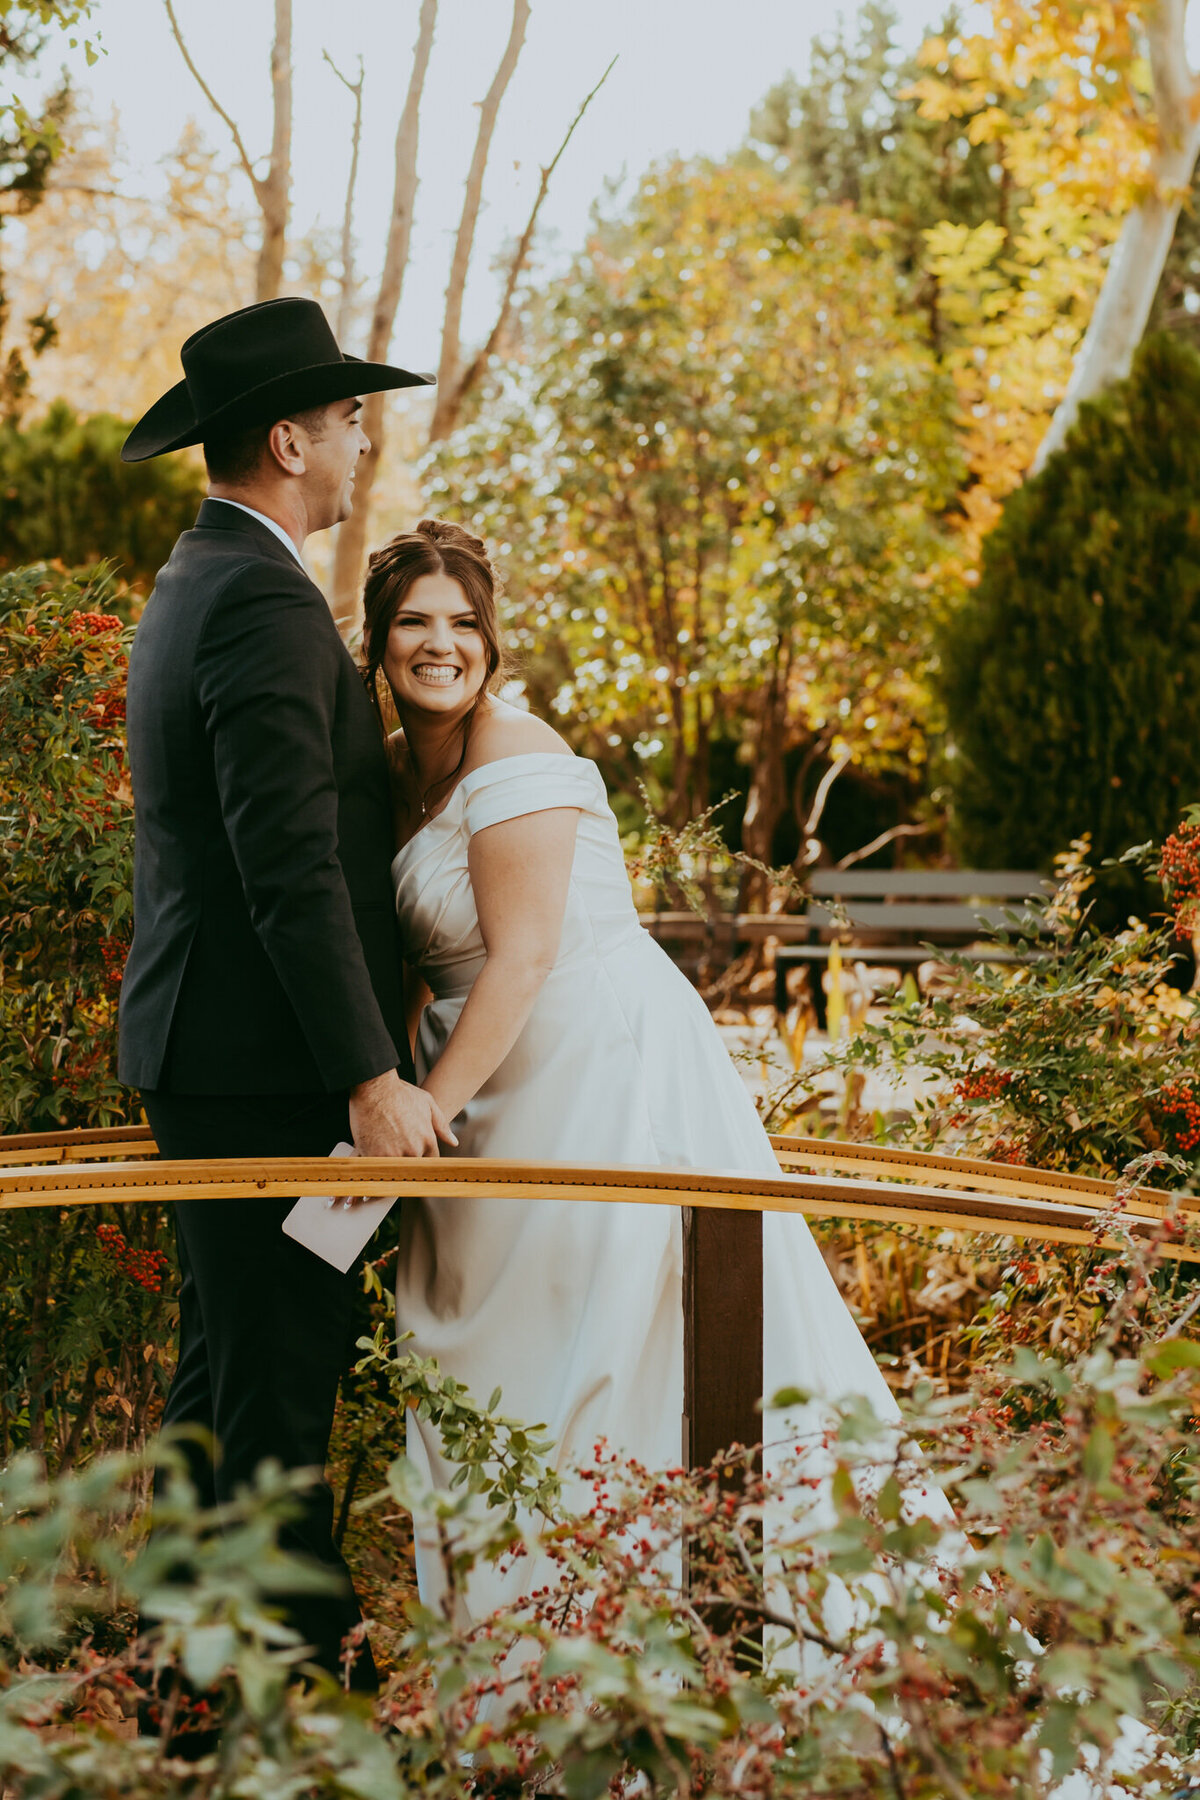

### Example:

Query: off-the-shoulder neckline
xmin=391 ymin=750 xmax=601 ymax=867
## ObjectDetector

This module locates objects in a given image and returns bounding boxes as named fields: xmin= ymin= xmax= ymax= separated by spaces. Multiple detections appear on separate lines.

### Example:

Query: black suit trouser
xmin=140 ymin=1087 xmax=376 ymax=1690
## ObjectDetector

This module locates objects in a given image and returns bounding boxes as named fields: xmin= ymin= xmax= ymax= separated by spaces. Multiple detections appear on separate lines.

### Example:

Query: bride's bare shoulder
xmin=468 ymin=700 xmax=573 ymax=764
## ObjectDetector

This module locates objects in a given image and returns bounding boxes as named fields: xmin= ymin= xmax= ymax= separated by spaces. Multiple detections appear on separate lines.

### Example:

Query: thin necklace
xmin=409 ymin=708 xmax=476 ymax=821
xmin=412 ymin=741 xmax=462 ymax=820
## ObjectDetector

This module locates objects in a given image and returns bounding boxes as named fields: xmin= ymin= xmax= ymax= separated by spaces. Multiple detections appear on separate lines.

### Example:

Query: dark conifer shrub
xmin=939 ymin=333 xmax=1200 ymax=868
xmin=0 ymin=402 xmax=203 ymax=592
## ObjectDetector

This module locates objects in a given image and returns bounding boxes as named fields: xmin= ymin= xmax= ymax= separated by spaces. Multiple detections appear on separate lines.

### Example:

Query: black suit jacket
xmin=119 ymin=499 xmax=412 ymax=1095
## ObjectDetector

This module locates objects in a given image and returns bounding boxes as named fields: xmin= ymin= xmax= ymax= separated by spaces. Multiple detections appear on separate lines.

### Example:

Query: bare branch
xmin=428 ymin=0 xmax=531 ymax=441
xmin=43 ymin=182 xmax=235 ymax=233
xmin=803 ymin=750 xmax=852 ymax=840
xmin=432 ymin=53 xmax=618 ymax=441
xmin=324 ymin=49 xmax=364 ymax=343
xmin=162 ymin=0 xmax=261 ymax=198
xmin=836 ymin=819 xmax=941 ymax=872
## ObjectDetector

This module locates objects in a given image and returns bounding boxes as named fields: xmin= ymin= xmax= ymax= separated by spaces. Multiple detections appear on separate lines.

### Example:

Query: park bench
xmin=771 ymin=867 xmax=1051 ymax=1028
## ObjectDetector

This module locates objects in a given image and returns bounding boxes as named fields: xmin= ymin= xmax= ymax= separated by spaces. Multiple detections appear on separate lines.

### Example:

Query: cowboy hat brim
xmin=120 ymin=355 xmax=434 ymax=464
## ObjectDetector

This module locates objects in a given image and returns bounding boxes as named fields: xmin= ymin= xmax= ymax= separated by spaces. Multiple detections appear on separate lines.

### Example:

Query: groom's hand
xmin=349 ymin=1070 xmax=457 ymax=1158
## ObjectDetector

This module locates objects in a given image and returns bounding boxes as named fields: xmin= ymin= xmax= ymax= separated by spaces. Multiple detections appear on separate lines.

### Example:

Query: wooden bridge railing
xmin=2 ymin=1126 xmax=1194 ymax=1462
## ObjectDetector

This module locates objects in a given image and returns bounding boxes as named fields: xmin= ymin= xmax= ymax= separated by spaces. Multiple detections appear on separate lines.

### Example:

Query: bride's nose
xmin=421 ymin=617 xmax=455 ymax=655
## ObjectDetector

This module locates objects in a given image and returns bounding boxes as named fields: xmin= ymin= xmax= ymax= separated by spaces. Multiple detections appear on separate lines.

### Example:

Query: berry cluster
xmin=68 ymin=610 xmax=123 ymax=640
xmin=954 ymin=1066 xmax=1012 ymax=1102
xmin=75 ymin=794 xmax=124 ymax=833
xmin=1159 ymin=818 xmax=1200 ymax=940
xmin=95 ymin=1222 xmax=169 ymax=1293
xmin=57 ymin=1043 xmax=106 ymax=1103
xmin=1160 ymin=1078 xmax=1200 ymax=1154
xmin=989 ymin=1137 xmax=1033 ymax=1166
xmin=87 ymin=681 xmax=126 ymax=732
xmin=98 ymin=935 xmax=128 ymax=993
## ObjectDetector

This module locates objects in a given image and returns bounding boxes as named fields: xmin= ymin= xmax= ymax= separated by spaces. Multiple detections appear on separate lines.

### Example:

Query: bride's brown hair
xmin=361 ymin=518 xmax=507 ymax=730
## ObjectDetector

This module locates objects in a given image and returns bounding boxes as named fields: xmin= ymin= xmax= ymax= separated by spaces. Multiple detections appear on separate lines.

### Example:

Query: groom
xmin=118 ymin=298 xmax=453 ymax=1688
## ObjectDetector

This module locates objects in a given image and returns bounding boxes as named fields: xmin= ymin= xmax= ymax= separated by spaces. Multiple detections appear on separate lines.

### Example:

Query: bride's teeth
xmin=415 ymin=666 xmax=459 ymax=684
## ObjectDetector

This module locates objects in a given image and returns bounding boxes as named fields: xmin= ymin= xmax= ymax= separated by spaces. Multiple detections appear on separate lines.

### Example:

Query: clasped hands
xmin=349 ymin=1068 xmax=456 ymax=1160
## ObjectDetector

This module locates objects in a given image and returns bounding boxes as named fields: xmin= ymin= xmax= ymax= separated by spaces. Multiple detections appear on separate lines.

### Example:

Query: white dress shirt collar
xmin=212 ymin=498 xmax=305 ymax=568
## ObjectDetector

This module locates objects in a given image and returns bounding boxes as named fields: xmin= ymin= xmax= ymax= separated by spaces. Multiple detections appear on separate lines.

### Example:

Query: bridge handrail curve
xmin=0 ymin=1128 xmax=1193 ymax=1259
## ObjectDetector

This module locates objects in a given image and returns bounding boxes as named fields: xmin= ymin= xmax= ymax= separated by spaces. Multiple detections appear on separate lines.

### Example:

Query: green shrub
xmin=0 ymin=563 xmax=173 ymax=1468
xmin=0 ymin=403 xmax=203 ymax=592
xmin=939 ymin=332 xmax=1200 ymax=869
xmin=5 ymin=1304 xmax=1200 ymax=1796
xmin=0 ymin=562 xmax=134 ymax=1134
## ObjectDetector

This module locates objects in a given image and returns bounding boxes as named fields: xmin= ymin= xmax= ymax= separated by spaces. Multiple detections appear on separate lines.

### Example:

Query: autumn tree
xmin=0 ymin=3 xmax=92 ymax=418
xmin=906 ymin=0 xmax=1199 ymax=503
xmin=425 ymin=162 xmax=963 ymax=860
xmin=760 ymin=3 xmax=1200 ymax=535
xmin=748 ymin=3 xmax=1012 ymax=273
xmin=1 ymin=114 xmax=282 ymax=421
xmin=1031 ymin=0 xmax=1200 ymax=467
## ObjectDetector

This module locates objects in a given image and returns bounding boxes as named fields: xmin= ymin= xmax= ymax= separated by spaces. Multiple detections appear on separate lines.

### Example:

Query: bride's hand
xmin=349 ymin=1069 xmax=457 ymax=1158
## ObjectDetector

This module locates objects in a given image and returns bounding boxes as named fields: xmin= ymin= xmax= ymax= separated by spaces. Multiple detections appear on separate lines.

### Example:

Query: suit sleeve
xmin=194 ymin=563 xmax=400 ymax=1091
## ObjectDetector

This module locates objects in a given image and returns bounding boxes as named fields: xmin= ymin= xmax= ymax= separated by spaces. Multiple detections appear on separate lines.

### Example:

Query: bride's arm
xmin=418 ymin=807 xmax=580 ymax=1123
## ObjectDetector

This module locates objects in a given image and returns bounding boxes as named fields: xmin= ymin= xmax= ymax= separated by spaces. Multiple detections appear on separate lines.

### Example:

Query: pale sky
xmin=45 ymin=0 xmax=951 ymax=365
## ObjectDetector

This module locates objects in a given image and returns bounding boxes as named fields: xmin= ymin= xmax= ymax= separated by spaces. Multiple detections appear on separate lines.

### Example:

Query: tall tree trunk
xmin=255 ymin=0 xmax=292 ymax=303
xmin=163 ymin=0 xmax=293 ymax=304
xmin=427 ymin=0 xmax=530 ymax=443
xmin=741 ymin=655 xmax=789 ymax=881
xmin=329 ymin=0 xmax=438 ymax=637
xmin=324 ymin=51 xmax=365 ymax=343
xmin=1032 ymin=0 xmax=1200 ymax=473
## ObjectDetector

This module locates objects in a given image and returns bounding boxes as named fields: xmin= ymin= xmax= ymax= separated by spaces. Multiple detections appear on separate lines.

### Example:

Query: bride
xmin=364 ymin=518 xmax=929 ymax=1621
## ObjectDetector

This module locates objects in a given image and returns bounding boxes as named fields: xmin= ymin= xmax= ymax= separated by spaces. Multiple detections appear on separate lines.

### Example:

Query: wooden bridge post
xmin=682 ymin=1203 xmax=764 ymax=1658
xmin=682 ymin=1204 xmax=763 ymax=1467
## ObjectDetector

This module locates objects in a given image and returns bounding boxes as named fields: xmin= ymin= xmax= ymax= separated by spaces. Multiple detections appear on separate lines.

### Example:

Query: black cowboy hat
xmin=121 ymin=297 xmax=434 ymax=463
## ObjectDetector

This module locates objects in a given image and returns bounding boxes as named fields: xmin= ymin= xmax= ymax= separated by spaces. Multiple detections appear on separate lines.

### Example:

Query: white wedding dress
xmin=392 ymin=750 xmax=918 ymax=1619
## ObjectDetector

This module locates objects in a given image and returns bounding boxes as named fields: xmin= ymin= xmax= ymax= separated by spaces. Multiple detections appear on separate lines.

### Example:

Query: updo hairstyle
xmin=361 ymin=518 xmax=507 ymax=732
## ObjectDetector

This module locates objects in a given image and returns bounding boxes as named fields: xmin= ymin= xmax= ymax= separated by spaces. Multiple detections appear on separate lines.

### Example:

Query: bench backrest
xmin=805 ymin=869 xmax=1049 ymax=901
xmin=806 ymin=900 xmax=1035 ymax=937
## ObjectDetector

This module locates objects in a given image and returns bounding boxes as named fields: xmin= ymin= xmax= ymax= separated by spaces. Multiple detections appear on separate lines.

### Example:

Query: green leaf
xmin=1038 ymin=1699 xmax=1081 ymax=1780
xmin=1081 ymin=1426 xmax=1115 ymax=1485
xmin=181 ymin=1622 xmax=236 ymax=1691
xmin=562 ymin=1748 xmax=624 ymax=1800
xmin=1144 ymin=1337 xmax=1200 ymax=1377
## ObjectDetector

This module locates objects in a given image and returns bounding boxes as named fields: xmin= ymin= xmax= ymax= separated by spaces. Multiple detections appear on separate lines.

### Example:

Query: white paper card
xmin=282 ymin=1141 xmax=398 ymax=1273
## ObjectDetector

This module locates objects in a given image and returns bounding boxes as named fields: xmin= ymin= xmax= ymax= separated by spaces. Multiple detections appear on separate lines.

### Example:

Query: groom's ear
xmin=266 ymin=416 xmax=308 ymax=477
